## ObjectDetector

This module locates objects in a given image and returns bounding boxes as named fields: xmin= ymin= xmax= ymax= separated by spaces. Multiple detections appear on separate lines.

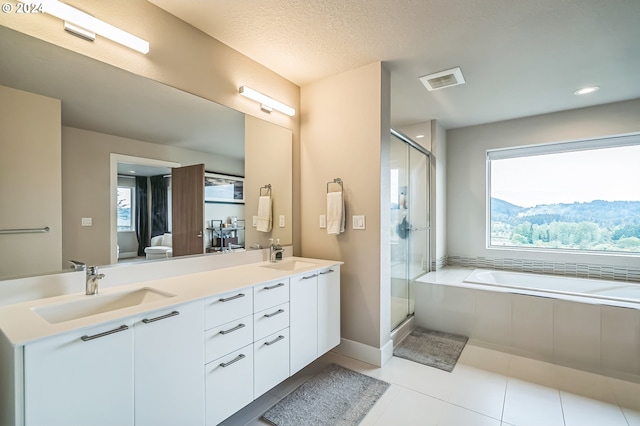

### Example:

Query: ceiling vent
xmin=419 ymin=67 xmax=466 ymax=91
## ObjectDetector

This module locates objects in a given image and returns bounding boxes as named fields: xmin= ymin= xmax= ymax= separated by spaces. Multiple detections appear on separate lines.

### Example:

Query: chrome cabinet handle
xmin=219 ymin=293 xmax=245 ymax=302
xmin=264 ymin=282 xmax=285 ymax=290
xmin=319 ymin=269 xmax=335 ymax=275
xmin=302 ymin=274 xmax=318 ymax=280
xmin=219 ymin=323 xmax=245 ymax=335
xmin=264 ymin=335 xmax=285 ymax=346
xmin=263 ymin=309 xmax=285 ymax=318
xmin=142 ymin=311 xmax=179 ymax=324
xmin=220 ymin=354 xmax=245 ymax=368
xmin=81 ymin=325 xmax=129 ymax=342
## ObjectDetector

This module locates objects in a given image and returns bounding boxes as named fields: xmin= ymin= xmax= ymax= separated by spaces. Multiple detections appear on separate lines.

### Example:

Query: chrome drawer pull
xmin=142 ymin=311 xmax=179 ymax=324
xmin=219 ymin=293 xmax=245 ymax=302
xmin=263 ymin=309 xmax=285 ymax=318
xmin=319 ymin=269 xmax=335 ymax=275
xmin=219 ymin=323 xmax=246 ymax=335
xmin=264 ymin=282 xmax=285 ymax=290
xmin=81 ymin=325 xmax=129 ymax=342
xmin=264 ymin=335 xmax=285 ymax=346
xmin=302 ymin=273 xmax=318 ymax=280
xmin=219 ymin=354 xmax=245 ymax=368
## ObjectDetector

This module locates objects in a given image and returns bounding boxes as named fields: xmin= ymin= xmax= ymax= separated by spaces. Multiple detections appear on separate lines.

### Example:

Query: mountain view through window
xmin=488 ymin=140 xmax=640 ymax=254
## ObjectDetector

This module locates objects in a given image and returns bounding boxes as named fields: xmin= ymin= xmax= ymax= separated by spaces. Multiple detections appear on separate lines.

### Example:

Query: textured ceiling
xmin=149 ymin=0 xmax=640 ymax=132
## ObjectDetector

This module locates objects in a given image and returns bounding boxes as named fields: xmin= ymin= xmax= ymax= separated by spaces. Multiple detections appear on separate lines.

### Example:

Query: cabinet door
xmin=318 ymin=265 xmax=341 ymax=355
xmin=254 ymin=328 xmax=290 ymax=398
xmin=24 ymin=319 xmax=134 ymax=426
xmin=289 ymin=271 xmax=318 ymax=375
xmin=134 ymin=300 xmax=205 ymax=426
xmin=205 ymin=345 xmax=254 ymax=426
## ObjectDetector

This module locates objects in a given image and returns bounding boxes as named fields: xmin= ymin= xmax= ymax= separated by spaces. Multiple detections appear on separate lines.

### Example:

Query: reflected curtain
xmin=136 ymin=176 xmax=149 ymax=256
xmin=150 ymin=175 xmax=169 ymax=237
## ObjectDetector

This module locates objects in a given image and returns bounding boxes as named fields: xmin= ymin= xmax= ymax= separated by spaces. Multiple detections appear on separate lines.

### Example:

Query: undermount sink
xmin=33 ymin=288 xmax=176 ymax=324
xmin=260 ymin=260 xmax=317 ymax=271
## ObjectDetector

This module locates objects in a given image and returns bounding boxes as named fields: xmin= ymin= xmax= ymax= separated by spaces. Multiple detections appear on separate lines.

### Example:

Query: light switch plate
xmin=319 ymin=215 xmax=326 ymax=228
xmin=252 ymin=216 xmax=258 ymax=227
xmin=279 ymin=215 xmax=285 ymax=227
xmin=81 ymin=217 xmax=92 ymax=227
xmin=352 ymin=215 xmax=365 ymax=230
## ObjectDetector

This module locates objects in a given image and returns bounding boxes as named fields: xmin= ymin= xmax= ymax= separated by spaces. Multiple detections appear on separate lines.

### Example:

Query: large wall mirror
xmin=0 ymin=26 xmax=293 ymax=280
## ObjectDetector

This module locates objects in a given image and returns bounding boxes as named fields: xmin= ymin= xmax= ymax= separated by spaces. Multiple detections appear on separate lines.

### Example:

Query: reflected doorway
xmin=390 ymin=131 xmax=430 ymax=330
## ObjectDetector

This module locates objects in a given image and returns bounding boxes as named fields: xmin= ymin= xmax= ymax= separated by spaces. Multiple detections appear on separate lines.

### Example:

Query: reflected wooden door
xmin=171 ymin=164 xmax=204 ymax=257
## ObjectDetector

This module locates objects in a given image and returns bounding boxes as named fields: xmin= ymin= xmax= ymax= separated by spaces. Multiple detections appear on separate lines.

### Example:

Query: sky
xmin=490 ymin=144 xmax=640 ymax=208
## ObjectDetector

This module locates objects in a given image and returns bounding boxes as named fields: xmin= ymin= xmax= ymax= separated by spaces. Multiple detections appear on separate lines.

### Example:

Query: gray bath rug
xmin=393 ymin=327 xmax=468 ymax=372
xmin=261 ymin=363 xmax=390 ymax=426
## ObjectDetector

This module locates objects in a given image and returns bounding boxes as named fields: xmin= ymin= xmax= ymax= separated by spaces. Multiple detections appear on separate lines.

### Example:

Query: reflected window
xmin=117 ymin=186 xmax=136 ymax=231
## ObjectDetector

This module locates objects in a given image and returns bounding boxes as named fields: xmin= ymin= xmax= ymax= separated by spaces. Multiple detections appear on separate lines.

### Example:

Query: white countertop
xmin=0 ymin=257 xmax=341 ymax=346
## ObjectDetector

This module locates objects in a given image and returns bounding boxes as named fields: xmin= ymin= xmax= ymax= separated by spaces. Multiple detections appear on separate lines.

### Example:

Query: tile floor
xmin=222 ymin=344 xmax=640 ymax=426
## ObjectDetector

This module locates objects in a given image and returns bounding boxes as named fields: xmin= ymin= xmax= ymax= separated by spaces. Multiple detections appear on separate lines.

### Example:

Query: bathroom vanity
xmin=0 ymin=257 xmax=341 ymax=426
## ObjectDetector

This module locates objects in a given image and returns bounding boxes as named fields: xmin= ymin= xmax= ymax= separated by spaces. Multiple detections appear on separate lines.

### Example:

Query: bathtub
xmin=464 ymin=268 xmax=640 ymax=305
xmin=415 ymin=267 xmax=640 ymax=380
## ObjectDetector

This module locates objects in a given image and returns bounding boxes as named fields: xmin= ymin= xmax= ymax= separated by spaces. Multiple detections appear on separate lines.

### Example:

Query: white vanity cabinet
xmin=133 ymin=300 xmax=205 ymax=426
xmin=253 ymin=278 xmax=290 ymax=398
xmin=318 ymin=265 xmax=341 ymax=355
xmin=24 ymin=319 xmax=135 ymax=426
xmin=290 ymin=264 xmax=341 ymax=375
xmin=204 ymin=287 xmax=255 ymax=426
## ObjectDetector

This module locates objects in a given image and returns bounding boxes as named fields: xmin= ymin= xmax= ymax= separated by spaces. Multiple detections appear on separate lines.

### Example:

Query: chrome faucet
xmin=269 ymin=239 xmax=284 ymax=263
xmin=86 ymin=266 xmax=105 ymax=295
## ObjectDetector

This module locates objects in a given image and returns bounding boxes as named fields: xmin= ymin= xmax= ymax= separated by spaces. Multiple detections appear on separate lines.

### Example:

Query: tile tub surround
xmin=448 ymin=255 xmax=640 ymax=283
xmin=415 ymin=267 xmax=640 ymax=382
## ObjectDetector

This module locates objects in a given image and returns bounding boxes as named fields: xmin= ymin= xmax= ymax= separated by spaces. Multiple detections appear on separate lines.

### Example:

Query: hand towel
xmin=327 ymin=191 xmax=345 ymax=235
xmin=256 ymin=195 xmax=272 ymax=232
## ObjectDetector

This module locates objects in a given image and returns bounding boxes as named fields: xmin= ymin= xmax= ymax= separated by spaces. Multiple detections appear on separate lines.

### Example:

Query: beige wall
xmin=0 ymin=0 xmax=301 ymax=251
xmin=244 ymin=115 xmax=293 ymax=249
xmin=447 ymin=98 xmax=640 ymax=268
xmin=62 ymin=126 xmax=241 ymax=266
xmin=300 ymin=62 xmax=391 ymax=350
xmin=0 ymin=86 xmax=62 ymax=277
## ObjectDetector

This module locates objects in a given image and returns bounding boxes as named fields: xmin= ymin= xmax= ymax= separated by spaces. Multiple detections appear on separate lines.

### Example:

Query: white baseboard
xmin=333 ymin=337 xmax=394 ymax=367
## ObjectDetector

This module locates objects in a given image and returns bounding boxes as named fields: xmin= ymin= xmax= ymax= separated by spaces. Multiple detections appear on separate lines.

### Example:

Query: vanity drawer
xmin=205 ymin=288 xmax=253 ymax=330
xmin=205 ymin=345 xmax=254 ymax=426
xmin=253 ymin=278 xmax=289 ymax=312
xmin=254 ymin=328 xmax=290 ymax=399
xmin=254 ymin=302 xmax=289 ymax=341
xmin=205 ymin=315 xmax=254 ymax=363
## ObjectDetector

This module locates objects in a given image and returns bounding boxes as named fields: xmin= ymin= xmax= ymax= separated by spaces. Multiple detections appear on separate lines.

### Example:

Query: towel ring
xmin=260 ymin=184 xmax=272 ymax=196
xmin=326 ymin=178 xmax=343 ymax=194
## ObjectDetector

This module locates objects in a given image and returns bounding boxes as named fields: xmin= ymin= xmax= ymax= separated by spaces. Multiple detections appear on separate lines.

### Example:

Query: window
xmin=117 ymin=186 xmax=135 ymax=231
xmin=487 ymin=134 xmax=640 ymax=255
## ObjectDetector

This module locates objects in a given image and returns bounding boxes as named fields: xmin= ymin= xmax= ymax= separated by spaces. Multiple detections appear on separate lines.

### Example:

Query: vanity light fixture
xmin=17 ymin=0 xmax=149 ymax=54
xmin=574 ymin=86 xmax=600 ymax=95
xmin=239 ymin=86 xmax=295 ymax=117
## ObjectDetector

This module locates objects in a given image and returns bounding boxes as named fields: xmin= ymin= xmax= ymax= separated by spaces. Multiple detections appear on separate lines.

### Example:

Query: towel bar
xmin=0 ymin=226 xmax=50 ymax=235
xmin=260 ymin=184 xmax=272 ymax=197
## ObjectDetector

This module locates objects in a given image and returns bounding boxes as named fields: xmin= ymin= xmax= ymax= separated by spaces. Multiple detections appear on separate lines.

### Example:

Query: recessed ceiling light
xmin=416 ymin=134 xmax=425 ymax=139
xmin=574 ymin=86 xmax=600 ymax=95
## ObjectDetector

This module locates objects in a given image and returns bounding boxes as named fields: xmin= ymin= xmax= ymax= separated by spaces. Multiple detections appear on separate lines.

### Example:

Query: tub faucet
xmin=86 ymin=266 xmax=105 ymax=295
xmin=269 ymin=240 xmax=284 ymax=263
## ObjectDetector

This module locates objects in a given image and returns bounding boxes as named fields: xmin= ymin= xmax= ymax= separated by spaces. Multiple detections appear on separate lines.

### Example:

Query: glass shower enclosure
xmin=390 ymin=130 xmax=430 ymax=330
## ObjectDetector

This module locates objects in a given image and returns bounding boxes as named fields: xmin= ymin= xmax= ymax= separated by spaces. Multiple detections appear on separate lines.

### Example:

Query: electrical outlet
xmin=279 ymin=215 xmax=285 ymax=227
xmin=252 ymin=216 xmax=258 ymax=227
xmin=319 ymin=215 xmax=326 ymax=228
xmin=81 ymin=217 xmax=92 ymax=227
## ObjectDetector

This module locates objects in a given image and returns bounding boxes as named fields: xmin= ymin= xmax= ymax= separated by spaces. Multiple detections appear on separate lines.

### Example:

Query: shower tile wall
xmin=446 ymin=255 xmax=640 ymax=283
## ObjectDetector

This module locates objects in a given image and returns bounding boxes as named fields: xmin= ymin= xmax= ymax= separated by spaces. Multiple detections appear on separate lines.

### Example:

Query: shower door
xmin=390 ymin=132 xmax=430 ymax=330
